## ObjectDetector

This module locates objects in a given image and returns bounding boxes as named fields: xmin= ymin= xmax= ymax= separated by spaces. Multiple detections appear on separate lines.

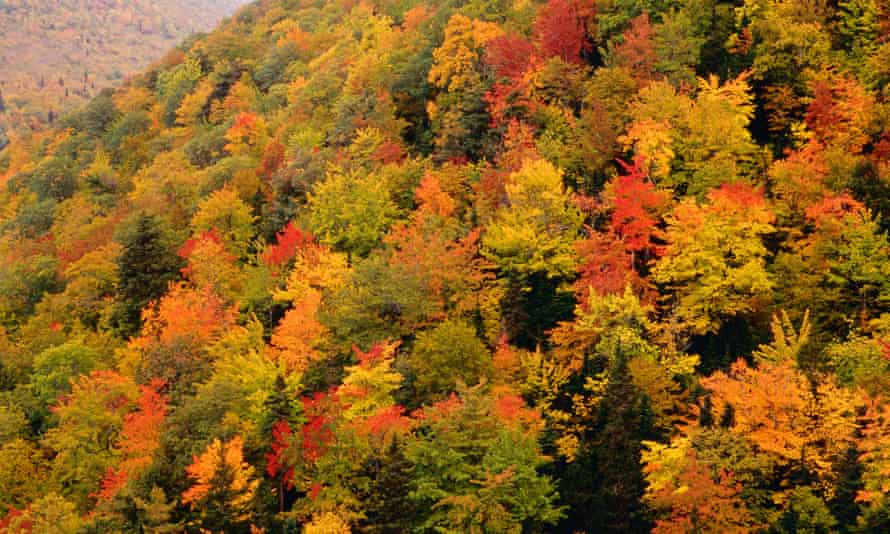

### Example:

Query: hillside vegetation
xmin=1 ymin=0 xmax=890 ymax=531
xmin=0 ymin=0 xmax=245 ymax=136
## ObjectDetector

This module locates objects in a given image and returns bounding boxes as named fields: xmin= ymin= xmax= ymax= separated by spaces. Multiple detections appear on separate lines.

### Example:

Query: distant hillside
xmin=0 ymin=0 xmax=245 ymax=134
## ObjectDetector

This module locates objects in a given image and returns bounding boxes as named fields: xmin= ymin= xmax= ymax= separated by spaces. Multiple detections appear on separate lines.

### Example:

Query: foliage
xmin=1 ymin=0 xmax=889 ymax=530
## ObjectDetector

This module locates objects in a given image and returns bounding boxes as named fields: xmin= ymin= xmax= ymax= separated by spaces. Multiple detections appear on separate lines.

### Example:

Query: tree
xmin=653 ymin=184 xmax=774 ymax=339
xmin=647 ymin=450 xmax=757 ymax=534
xmin=95 ymin=380 xmax=169 ymax=502
xmin=408 ymin=320 xmax=493 ymax=402
xmin=608 ymin=13 xmax=657 ymax=84
xmin=427 ymin=14 xmax=502 ymax=159
xmin=127 ymin=283 xmax=237 ymax=390
xmin=535 ymin=0 xmax=592 ymax=64
xmin=190 ymin=187 xmax=256 ymax=257
xmin=0 ymin=438 xmax=47 ymax=511
xmin=113 ymin=213 xmax=183 ymax=335
xmin=42 ymin=371 xmax=139 ymax=509
xmin=30 ymin=340 xmax=101 ymax=405
xmin=307 ymin=167 xmax=399 ymax=259
xmin=407 ymin=386 xmax=563 ymax=532
xmin=482 ymin=159 xmax=583 ymax=281
xmin=701 ymin=358 xmax=860 ymax=484
xmin=182 ymin=436 xmax=259 ymax=532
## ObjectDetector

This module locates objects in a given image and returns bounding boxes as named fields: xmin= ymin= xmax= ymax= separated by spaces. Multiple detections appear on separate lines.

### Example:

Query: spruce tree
xmin=113 ymin=213 xmax=182 ymax=336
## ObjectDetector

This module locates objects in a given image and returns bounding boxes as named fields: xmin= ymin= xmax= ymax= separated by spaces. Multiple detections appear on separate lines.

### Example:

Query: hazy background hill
xmin=0 ymin=0 xmax=247 ymax=138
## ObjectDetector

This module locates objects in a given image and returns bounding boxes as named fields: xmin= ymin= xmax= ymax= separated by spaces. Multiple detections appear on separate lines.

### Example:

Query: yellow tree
xmin=182 ymin=436 xmax=258 ymax=531
xmin=653 ymin=184 xmax=774 ymax=340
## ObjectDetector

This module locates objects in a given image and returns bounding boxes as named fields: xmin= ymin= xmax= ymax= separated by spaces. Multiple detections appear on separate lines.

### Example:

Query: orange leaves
xmin=119 ymin=380 xmax=168 ymax=474
xmin=701 ymin=358 xmax=859 ymax=478
xmin=270 ymin=291 xmax=328 ymax=375
xmin=94 ymin=380 xmax=168 ymax=502
xmin=805 ymin=76 xmax=875 ymax=154
xmin=702 ymin=359 xmax=810 ymax=461
xmin=224 ymin=111 xmax=267 ymax=157
xmin=804 ymin=193 xmax=866 ymax=230
xmin=182 ymin=436 xmax=258 ymax=511
xmin=650 ymin=452 xmax=755 ymax=534
xmin=134 ymin=283 xmax=237 ymax=349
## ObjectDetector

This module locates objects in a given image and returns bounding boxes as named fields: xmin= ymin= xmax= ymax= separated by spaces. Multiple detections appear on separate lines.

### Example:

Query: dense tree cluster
xmin=1 ymin=0 xmax=890 ymax=531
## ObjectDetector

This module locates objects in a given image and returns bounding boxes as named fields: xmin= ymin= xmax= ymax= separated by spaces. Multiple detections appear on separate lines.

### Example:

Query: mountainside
xmin=1 ymin=0 xmax=890 ymax=531
xmin=0 ymin=0 xmax=245 ymax=135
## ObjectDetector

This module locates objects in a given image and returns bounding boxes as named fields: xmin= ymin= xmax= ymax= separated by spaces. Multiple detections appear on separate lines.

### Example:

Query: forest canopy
xmin=0 ymin=0 xmax=890 ymax=531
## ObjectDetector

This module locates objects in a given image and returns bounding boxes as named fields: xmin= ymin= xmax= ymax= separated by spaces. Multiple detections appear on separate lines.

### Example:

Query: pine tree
xmin=113 ymin=213 xmax=183 ymax=336
xmin=352 ymin=438 xmax=417 ymax=534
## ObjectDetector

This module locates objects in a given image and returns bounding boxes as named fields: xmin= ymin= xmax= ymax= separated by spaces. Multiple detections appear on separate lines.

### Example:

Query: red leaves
xmin=804 ymin=193 xmax=866 ymax=227
xmin=610 ymin=13 xmax=657 ymax=84
xmin=372 ymin=140 xmax=407 ymax=165
xmin=93 ymin=468 xmax=127 ymax=502
xmin=607 ymin=158 xmax=669 ymax=255
xmin=120 ymin=380 xmax=168 ymax=461
xmin=266 ymin=420 xmax=296 ymax=488
xmin=262 ymin=222 xmax=316 ymax=268
xmin=301 ymin=392 xmax=336 ymax=464
xmin=358 ymin=405 xmax=412 ymax=438
xmin=535 ymin=0 xmax=591 ymax=64
xmin=486 ymin=35 xmax=536 ymax=81
xmin=94 ymin=380 xmax=168 ymax=502
xmin=574 ymin=230 xmax=648 ymax=303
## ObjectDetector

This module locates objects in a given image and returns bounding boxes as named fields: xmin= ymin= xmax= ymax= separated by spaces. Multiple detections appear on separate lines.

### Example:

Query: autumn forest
xmin=0 ymin=0 xmax=889 ymax=531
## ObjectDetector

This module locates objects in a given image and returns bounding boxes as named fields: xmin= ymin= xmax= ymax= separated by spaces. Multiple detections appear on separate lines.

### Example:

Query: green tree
xmin=307 ymin=167 xmax=399 ymax=259
xmin=482 ymin=159 xmax=583 ymax=281
xmin=408 ymin=319 xmax=493 ymax=402
xmin=113 ymin=213 xmax=183 ymax=336
xmin=407 ymin=386 xmax=563 ymax=532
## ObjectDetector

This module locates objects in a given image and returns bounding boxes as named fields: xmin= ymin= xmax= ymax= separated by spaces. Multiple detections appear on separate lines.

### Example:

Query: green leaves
xmin=482 ymin=159 xmax=582 ymax=281
xmin=307 ymin=167 xmax=399 ymax=259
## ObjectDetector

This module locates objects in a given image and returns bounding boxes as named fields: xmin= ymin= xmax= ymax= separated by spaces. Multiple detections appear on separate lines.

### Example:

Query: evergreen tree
xmin=113 ymin=213 xmax=183 ymax=336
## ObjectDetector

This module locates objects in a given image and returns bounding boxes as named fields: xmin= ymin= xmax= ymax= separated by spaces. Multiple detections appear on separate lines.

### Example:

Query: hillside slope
xmin=1 ymin=0 xmax=890 ymax=531
xmin=0 ymin=0 xmax=245 ymax=134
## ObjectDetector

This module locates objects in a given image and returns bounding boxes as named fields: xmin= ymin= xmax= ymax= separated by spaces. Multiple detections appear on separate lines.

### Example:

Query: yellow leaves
xmin=176 ymin=78 xmax=215 ymax=127
xmin=619 ymin=119 xmax=675 ymax=181
xmin=304 ymin=511 xmax=352 ymax=534
xmin=481 ymin=159 xmax=582 ymax=279
xmin=224 ymin=112 xmax=268 ymax=157
xmin=551 ymin=285 xmax=654 ymax=371
xmin=274 ymin=248 xmax=349 ymax=304
xmin=653 ymin=186 xmax=775 ymax=338
xmin=428 ymin=14 xmax=503 ymax=92
xmin=339 ymin=340 xmax=403 ymax=421
xmin=113 ymin=86 xmax=154 ymax=114
xmin=190 ymin=187 xmax=256 ymax=257
xmin=183 ymin=436 xmax=258 ymax=516
xmin=753 ymin=309 xmax=812 ymax=364
xmin=857 ymin=397 xmax=890 ymax=507
xmin=641 ymin=437 xmax=692 ymax=496
xmin=269 ymin=240 xmax=349 ymax=376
